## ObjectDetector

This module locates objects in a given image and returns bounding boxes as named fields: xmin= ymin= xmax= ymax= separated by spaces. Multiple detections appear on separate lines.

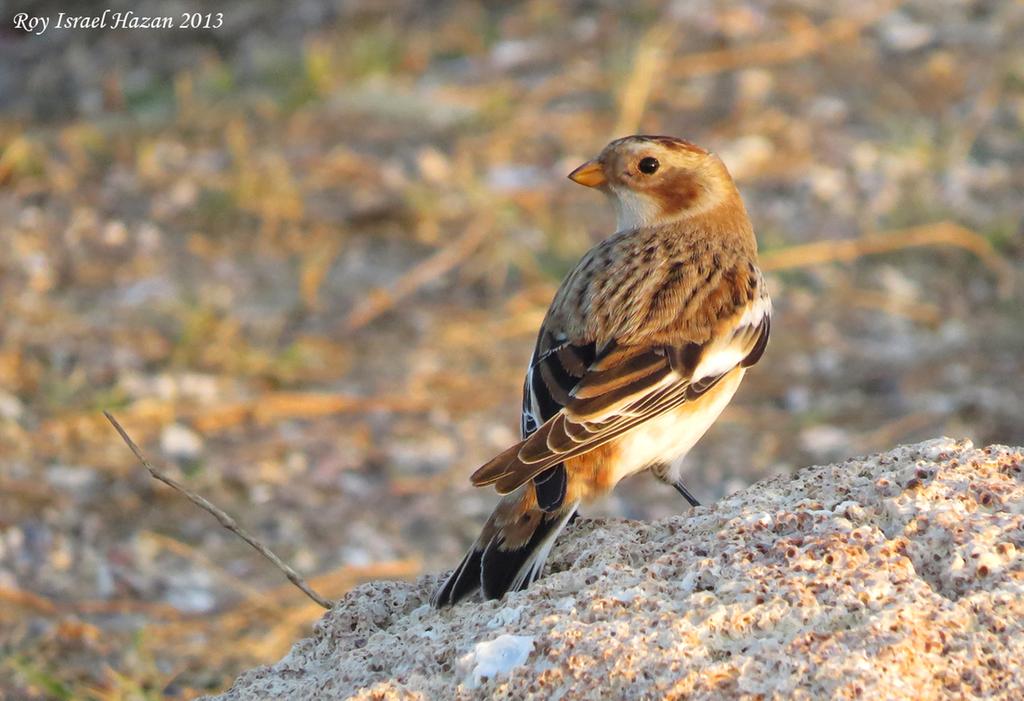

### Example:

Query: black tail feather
xmin=480 ymin=514 xmax=557 ymax=600
xmin=431 ymin=546 xmax=484 ymax=608
xmin=432 ymin=507 xmax=576 ymax=607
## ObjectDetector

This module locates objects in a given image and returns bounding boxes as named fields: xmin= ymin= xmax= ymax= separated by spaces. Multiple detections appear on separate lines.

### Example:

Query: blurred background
xmin=1 ymin=0 xmax=1022 ymax=697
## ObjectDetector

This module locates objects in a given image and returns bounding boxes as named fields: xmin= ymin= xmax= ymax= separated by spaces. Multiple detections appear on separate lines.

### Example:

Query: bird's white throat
xmin=610 ymin=188 xmax=665 ymax=231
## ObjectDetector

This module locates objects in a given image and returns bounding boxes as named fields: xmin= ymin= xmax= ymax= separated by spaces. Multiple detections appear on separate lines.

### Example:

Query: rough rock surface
xmin=211 ymin=439 xmax=1024 ymax=700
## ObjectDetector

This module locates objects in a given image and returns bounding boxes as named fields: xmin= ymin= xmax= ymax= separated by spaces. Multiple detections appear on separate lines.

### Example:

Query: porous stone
xmin=210 ymin=439 xmax=1024 ymax=700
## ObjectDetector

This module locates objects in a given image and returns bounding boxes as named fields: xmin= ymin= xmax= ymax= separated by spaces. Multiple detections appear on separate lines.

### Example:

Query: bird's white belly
xmin=609 ymin=369 xmax=745 ymax=487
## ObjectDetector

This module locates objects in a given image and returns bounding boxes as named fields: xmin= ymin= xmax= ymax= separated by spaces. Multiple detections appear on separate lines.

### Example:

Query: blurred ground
xmin=1 ymin=0 xmax=1022 ymax=698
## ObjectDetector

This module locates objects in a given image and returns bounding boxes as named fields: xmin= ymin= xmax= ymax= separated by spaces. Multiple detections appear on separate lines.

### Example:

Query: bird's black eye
xmin=638 ymin=157 xmax=659 ymax=174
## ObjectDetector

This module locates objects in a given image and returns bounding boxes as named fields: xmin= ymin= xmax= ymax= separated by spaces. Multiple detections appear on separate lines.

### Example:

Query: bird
xmin=432 ymin=135 xmax=770 ymax=607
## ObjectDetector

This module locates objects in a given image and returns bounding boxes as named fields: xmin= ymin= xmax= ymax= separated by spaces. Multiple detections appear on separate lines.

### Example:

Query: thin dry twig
xmin=191 ymin=392 xmax=429 ymax=433
xmin=45 ymin=392 xmax=427 ymax=451
xmin=0 ymin=585 xmax=60 ymax=615
xmin=614 ymin=24 xmax=675 ymax=137
xmin=103 ymin=411 xmax=333 ymax=611
xmin=1 ymin=583 xmax=186 ymax=620
xmin=759 ymin=221 xmax=1016 ymax=297
xmin=670 ymin=1 xmax=899 ymax=79
xmin=860 ymin=412 xmax=942 ymax=452
xmin=846 ymin=288 xmax=943 ymax=326
xmin=343 ymin=215 xmax=492 ymax=332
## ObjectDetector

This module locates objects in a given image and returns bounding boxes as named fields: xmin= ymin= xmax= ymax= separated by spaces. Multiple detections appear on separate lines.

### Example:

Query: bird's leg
xmin=651 ymin=462 xmax=701 ymax=507
xmin=671 ymin=480 xmax=701 ymax=507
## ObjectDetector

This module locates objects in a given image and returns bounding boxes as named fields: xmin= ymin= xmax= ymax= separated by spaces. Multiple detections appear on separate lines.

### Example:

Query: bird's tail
xmin=431 ymin=487 xmax=578 ymax=607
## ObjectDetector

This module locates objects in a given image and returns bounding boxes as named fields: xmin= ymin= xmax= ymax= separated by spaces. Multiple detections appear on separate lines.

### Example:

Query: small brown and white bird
xmin=432 ymin=135 xmax=770 ymax=606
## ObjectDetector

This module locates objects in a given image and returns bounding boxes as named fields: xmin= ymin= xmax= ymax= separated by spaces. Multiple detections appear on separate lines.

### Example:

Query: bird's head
xmin=568 ymin=135 xmax=739 ymax=230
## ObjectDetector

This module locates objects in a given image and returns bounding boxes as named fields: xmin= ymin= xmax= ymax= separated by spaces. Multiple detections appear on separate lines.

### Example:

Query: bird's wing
xmin=517 ymin=330 xmax=596 ymax=511
xmin=520 ymin=338 xmax=595 ymax=439
xmin=474 ymin=268 xmax=770 ymax=494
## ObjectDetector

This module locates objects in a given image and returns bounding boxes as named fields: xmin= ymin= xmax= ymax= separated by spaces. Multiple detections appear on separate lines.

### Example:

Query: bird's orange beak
xmin=568 ymin=159 xmax=607 ymax=188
